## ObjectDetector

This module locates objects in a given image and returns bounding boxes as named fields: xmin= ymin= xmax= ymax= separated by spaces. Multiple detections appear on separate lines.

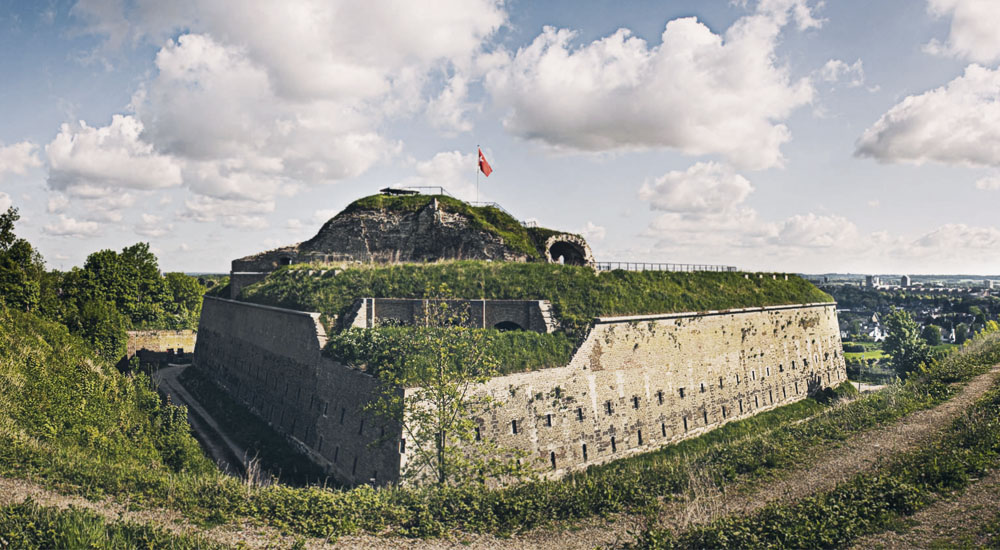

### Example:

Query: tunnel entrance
xmin=278 ymin=256 xmax=292 ymax=266
xmin=547 ymin=240 xmax=587 ymax=266
xmin=494 ymin=321 xmax=524 ymax=331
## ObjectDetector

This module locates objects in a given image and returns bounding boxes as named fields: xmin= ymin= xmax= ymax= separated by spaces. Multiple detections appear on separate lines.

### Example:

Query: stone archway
xmin=544 ymin=234 xmax=595 ymax=267
xmin=494 ymin=321 xmax=523 ymax=331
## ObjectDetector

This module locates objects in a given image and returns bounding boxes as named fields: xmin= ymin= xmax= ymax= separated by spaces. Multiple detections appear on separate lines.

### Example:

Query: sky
xmin=1 ymin=0 xmax=1000 ymax=275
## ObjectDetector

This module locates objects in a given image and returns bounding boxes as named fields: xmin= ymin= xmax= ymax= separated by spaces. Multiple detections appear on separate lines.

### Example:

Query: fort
xmin=194 ymin=190 xmax=847 ymax=486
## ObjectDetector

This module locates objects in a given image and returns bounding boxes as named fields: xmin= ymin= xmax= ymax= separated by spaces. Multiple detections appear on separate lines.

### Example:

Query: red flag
xmin=478 ymin=148 xmax=492 ymax=177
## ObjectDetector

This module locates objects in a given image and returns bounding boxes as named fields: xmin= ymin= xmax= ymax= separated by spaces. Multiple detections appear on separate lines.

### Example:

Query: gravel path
xmin=1 ymin=367 xmax=996 ymax=550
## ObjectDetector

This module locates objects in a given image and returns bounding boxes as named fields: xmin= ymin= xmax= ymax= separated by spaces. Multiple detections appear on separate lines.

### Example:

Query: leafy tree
xmin=0 ymin=207 xmax=44 ymax=312
xmin=164 ymin=272 xmax=205 ymax=329
xmin=955 ymin=323 xmax=969 ymax=345
xmin=883 ymin=308 xmax=930 ymax=379
xmin=920 ymin=324 xmax=942 ymax=346
xmin=365 ymin=290 xmax=529 ymax=485
xmin=73 ymin=299 xmax=129 ymax=360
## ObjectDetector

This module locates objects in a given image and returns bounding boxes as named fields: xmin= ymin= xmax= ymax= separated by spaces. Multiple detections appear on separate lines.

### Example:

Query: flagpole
xmin=476 ymin=144 xmax=480 ymax=204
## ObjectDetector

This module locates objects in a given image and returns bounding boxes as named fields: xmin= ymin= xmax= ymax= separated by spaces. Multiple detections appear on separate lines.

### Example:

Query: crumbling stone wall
xmin=126 ymin=330 xmax=197 ymax=361
xmin=196 ymin=296 xmax=845 ymax=486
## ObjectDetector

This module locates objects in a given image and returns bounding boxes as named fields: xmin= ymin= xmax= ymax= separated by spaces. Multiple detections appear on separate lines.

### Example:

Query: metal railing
xmin=595 ymin=262 xmax=738 ymax=273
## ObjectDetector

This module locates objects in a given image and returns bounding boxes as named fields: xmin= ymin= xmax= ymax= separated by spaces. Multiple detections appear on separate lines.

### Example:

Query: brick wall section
xmin=471 ymin=303 xmax=846 ymax=478
xmin=344 ymin=298 xmax=556 ymax=332
xmin=126 ymin=330 xmax=197 ymax=359
xmin=196 ymin=296 xmax=845 ymax=485
xmin=194 ymin=297 xmax=401 ymax=486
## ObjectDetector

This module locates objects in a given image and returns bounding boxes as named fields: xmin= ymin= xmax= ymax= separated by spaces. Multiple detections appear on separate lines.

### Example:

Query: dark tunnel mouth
xmin=548 ymin=240 xmax=587 ymax=266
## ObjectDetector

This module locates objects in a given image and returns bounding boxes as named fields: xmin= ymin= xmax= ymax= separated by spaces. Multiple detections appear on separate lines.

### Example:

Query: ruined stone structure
xmin=342 ymin=298 xmax=559 ymax=333
xmin=228 ymin=194 xmax=593 ymax=298
xmin=126 ymin=330 xmax=197 ymax=365
xmin=195 ymin=297 xmax=846 ymax=486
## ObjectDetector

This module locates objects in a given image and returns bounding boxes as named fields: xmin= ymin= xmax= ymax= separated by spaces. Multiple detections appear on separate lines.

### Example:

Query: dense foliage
xmin=241 ymin=262 xmax=832 ymax=337
xmin=326 ymin=327 xmax=575 ymax=377
xmin=0 ymin=501 xmax=229 ymax=550
xmin=0 ymin=207 xmax=45 ymax=313
xmin=0 ymin=307 xmax=213 ymax=481
xmin=883 ymin=308 xmax=931 ymax=379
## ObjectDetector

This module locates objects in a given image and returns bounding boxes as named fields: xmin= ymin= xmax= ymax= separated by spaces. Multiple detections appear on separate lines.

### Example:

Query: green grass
xmin=325 ymin=327 xmax=576 ymax=376
xmin=0 ymin=500 xmax=230 ymax=550
xmin=631 ymin=336 xmax=1000 ymax=549
xmin=240 ymin=261 xmax=832 ymax=337
xmin=844 ymin=349 xmax=887 ymax=361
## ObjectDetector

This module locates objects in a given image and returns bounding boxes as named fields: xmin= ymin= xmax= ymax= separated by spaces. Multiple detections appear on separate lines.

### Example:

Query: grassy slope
xmin=240 ymin=261 xmax=832 ymax=336
xmin=0 ymin=307 xmax=213 ymax=488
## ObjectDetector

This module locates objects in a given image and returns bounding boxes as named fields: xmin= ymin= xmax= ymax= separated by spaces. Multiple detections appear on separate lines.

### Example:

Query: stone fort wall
xmin=343 ymin=298 xmax=558 ymax=333
xmin=195 ymin=297 xmax=845 ymax=485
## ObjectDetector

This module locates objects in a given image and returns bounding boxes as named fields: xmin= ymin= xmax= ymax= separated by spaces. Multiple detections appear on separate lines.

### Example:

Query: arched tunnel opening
xmin=548 ymin=240 xmax=587 ymax=266
xmin=494 ymin=321 xmax=524 ymax=331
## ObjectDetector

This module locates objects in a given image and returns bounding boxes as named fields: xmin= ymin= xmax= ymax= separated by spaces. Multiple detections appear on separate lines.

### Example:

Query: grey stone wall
xmin=194 ymin=297 xmax=401 ymax=486
xmin=343 ymin=298 xmax=557 ymax=333
xmin=196 ymin=296 xmax=845 ymax=486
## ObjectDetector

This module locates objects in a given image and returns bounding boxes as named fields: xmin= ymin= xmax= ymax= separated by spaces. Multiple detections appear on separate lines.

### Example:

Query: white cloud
xmin=639 ymin=162 xmax=753 ymax=214
xmin=0 ymin=141 xmax=42 ymax=180
xmin=398 ymin=150 xmax=481 ymax=201
xmin=311 ymin=209 xmax=340 ymax=224
xmin=484 ymin=2 xmax=817 ymax=169
xmin=820 ymin=59 xmax=865 ymax=87
xmin=45 ymin=115 xmax=183 ymax=195
xmin=856 ymin=64 xmax=1000 ymax=167
xmin=975 ymin=174 xmax=1000 ymax=190
xmin=0 ymin=192 xmax=11 ymax=212
xmin=134 ymin=213 xmax=172 ymax=237
xmin=426 ymin=73 xmax=476 ymax=134
xmin=925 ymin=0 xmax=1000 ymax=64
xmin=182 ymin=194 xmax=272 ymax=230
xmin=580 ymin=221 xmax=606 ymax=241
xmin=47 ymin=195 xmax=69 ymax=214
xmin=286 ymin=218 xmax=304 ymax=231
xmin=42 ymin=215 xmax=101 ymax=238
xmin=774 ymin=213 xmax=860 ymax=248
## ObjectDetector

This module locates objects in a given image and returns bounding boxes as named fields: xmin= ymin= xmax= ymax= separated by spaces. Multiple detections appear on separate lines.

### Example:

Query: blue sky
xmin=1 ymin=0 xmax=999 ymax=274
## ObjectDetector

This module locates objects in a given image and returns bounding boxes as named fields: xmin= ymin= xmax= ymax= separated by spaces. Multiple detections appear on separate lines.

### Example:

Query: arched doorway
xmin=548 ymin=240 xmax=587 ymax=266
xmin=494 ymin=321 xmax=523 ymax=331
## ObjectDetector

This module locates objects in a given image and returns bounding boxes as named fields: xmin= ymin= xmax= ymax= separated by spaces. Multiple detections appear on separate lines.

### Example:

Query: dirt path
xmin=849 ymin=468 xmax=1000 ymax=549
xmin=1 ymin=367 xmax=996 ymax=550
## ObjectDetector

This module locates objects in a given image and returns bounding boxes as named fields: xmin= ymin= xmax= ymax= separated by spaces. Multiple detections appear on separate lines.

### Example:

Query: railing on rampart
xmin=595 ymin=262 xmax=738 ymax=273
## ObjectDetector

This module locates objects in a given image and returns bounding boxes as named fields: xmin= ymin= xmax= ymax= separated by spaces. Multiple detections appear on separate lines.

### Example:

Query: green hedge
xmin=325 ymin=327 xmax=576 ymax=376
xmin=240 ymin=261 xmax=832 ymax=337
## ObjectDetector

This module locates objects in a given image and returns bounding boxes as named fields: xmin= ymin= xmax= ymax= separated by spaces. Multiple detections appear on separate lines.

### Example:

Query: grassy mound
xmin=328 ymin=194 xmax=569 ymax=260
xmin=239 ymin=261 xmax=832 ymax=336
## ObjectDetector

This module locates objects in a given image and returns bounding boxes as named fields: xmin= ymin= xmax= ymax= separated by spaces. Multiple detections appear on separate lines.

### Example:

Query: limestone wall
xmin=194 ymin=297 xmax=401 ymax=486
xmin=195 ymin=295 xmax=845 ymax=486
xmin=472 ymin=303 xmax=846 ymax=477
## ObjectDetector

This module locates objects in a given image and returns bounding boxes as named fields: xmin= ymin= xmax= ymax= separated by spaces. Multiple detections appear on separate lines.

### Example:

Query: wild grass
xmin=240 ymin=261 xmax=832 ymax=337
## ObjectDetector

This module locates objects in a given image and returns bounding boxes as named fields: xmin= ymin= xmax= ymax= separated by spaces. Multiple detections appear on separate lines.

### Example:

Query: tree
xmin=955 ymin=323 xmax=969 ymax=345
xmin=883 ymin=308 xmax=930 ymax=379
xmin=0 ymin=207 xmax=45 ymax=312
xmin=920 ymin=324 xmax=942 ymax=346
xmin=365 ymin=290 xmax=528 ymax=485
xmin=164 ymin=272 xmax=205 ymax=329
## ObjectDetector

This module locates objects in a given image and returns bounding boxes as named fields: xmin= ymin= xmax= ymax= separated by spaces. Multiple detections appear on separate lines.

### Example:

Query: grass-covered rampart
xmin=325 ymin=327 xmax=576 ymax=376
xmin=240 ymin=261 xmax=832 ymax=336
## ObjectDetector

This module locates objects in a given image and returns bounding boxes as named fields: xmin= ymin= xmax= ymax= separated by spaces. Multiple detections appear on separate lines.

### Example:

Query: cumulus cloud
xmin=134 ymin=213 xmax=172 ymax=237
xmin=639 ymin=162 xmax=753 ymax=214
xmin=63 ymin=0 xmax=505 ymax=228
xmin=925 ymin=0 xmax=1000 ymax=64
xmin=46 ymin=115 xmax=182 ymax=195
xmin=43 ymin=215 xmax=101 ymax=238
xmin=0 ymin=192 xmax=11 ymax=212
xmin=975 ymin=174 xmax=1000 ymax=190
xmin=819 ymin=59 xmax=865 ymax=87
xmin=484 ymin=2 xmax=817 ymax=169
xmin=856 ymin=64 xmax=1000 ymax=167
xmin=580 ymin=221 xmax=606 ymax=241
xmin=774 ymin=213 xmax=860 ymax=248
xmin=397 ymin=150 xmax=481 ymax=201
xmin=182 ymin=194 xmax=272 ymax=230
xmin=0 ymin=141 xmax=42 ymax=180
